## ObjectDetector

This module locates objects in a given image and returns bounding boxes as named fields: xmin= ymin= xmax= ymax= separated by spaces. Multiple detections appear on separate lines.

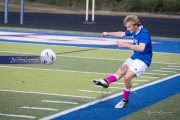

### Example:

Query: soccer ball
xmin=40 ymin=49 xmax=56 ymax=65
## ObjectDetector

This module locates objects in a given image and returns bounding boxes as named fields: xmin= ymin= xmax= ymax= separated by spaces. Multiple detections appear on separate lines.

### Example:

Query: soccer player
xmin=93 ymin=15 xmax=153 ymax=108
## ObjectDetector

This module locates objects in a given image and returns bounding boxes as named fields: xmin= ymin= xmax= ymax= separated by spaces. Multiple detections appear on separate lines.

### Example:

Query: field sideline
xmin=0 ymin=28 xmax=180 ymax=120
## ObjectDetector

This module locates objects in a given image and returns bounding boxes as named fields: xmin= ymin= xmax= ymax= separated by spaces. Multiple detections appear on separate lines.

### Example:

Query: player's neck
xmin=135 ymin=25 xmax=142 ymax=34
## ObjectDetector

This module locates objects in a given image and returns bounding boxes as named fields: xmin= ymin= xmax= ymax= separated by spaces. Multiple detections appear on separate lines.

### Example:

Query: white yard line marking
xmin=144 ymin=72 xmax=168 ymax=75
xmin=79 ymin=90 xmax=111 ymax=94
xmin=19 ymin=106 xmax=58 ymax=111
xmin=0 ymin=50 xmax=180 ymax=65
xmin=0 ymin=51 xmax=38 ymax=55
xmin=168 ymin=65 xmax=180 ymax=68
xmin=133 ymin=79 xmax=150 ymax=82
xmin=57 ymin=54 xmax=124 ymax=61
xmin=0 ymin=65 xmax=109 ymax=75
xmin=112 ymin=82 xmax=139 ymax=86
xmin=161 ymin=68 xmax=180 ymax=70
xmin=141 ymin=76 xmax=159 ymax=78
xmin=152 ymin=70 xmax=177 ymax=73
xmin=42 ymin=100 xmax=78 ymax=105
xmin=40 ymin=74 xmax=180 ymax=120
xmin=94 ymin=86 xmax=124 ymax=89
xmin=0 ymin=113 xmax=36 ymax=119
xmin=0 ymin=89 xmax=95 ymax=99
xmin=152 ymin=62 xmax=180 ymax=65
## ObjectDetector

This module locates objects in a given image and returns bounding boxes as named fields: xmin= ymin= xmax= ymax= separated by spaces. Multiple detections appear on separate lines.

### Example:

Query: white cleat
xmin=115 ymin=99 xmax=129 ymax=108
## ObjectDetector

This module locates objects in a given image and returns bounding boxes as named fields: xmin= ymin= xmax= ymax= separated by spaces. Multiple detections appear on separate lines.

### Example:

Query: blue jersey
xmin=125 ymin=27 xmax=153 ymax=67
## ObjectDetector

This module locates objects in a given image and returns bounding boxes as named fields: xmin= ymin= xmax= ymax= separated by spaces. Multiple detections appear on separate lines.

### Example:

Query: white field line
xmin=0 ymin=89 xmax=95 ymax=99
xmin=112 ymin=82 xmax=138 ymax=86
xmin=143 ymin=72 xmax=168 ymax=75
xmin=78 ymin=90 xmax=111 ymax=94
xmin=141 ymin=76 xmax=159 ymax=78
xmin=133 ymin=79 xmax=150 ymax=82
xmin=168 ymin=65 xmax=180 ymax=68
xmin=0 ymin=51 xmax=39 ymax=55
xmin=152 ymin=70 xmax=177 ymax=73
xmin=94 ymin=86 xmax=124 ymax=89
xmin=107 ymin=87 xmax=123 ymax=89
xmin=0 ymin=65 xmax=109 ymax=75
xmin=62 ymin=55 xmax=180 ymax=65
xmin=161 ymin=68 xmax=180 ymax=70
xmin=1 ymin=50 xmax=180 ymax=65
xmin=0 ymin=113 xmax=36 ymax=119
xmin=40 ymin=74 xmax=180 ymax=120
xmin=19 ymin=106 xmax=58 ymax=111
xmin=42 ymin=100 xmax=78 ymax=105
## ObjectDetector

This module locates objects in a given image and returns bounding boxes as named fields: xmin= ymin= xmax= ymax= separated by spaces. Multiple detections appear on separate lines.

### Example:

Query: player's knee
xmin=124 ymin=78 xmax=131 ymax=87
xmin=124 ymin=76 xmax=132 ymax=85
xmin=124 ymin=75 xmax=131 ymax=83
xmin=116 ymin=68 xmax=126 ymax=77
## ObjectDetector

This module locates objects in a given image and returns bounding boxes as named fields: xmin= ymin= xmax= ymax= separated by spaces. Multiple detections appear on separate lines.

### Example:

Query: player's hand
xmin=117 ymin=41 xmax=127 ymax=48
xmin=101 ymin=32 xmax=108 ymax=38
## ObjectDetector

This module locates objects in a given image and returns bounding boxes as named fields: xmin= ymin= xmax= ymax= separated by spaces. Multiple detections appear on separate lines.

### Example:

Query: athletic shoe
xmin=115 ymin=99 xmax=129 ymax=108
xmin=92 ymin=79 xmax=109 ymax=88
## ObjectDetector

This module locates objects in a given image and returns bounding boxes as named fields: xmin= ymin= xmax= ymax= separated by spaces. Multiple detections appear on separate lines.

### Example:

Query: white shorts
xmin=123 ymin=58 xmax=148 ymax=78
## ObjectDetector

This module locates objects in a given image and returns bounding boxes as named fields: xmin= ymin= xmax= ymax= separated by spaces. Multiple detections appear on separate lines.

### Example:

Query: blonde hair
xmin=123 ymin=15 xmax=141 ymax=26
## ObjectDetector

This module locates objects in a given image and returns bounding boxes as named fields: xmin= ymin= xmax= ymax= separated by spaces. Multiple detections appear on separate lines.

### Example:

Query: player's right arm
xmin=101 ymin=31 xmax=126 ymax=38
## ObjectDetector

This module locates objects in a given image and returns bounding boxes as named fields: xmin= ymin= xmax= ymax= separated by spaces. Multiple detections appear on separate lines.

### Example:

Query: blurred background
xmin=1 ymin=0 xmax=180 ymax=13
xmin=0 ymin=0 xmax=180 ymax=37
xmin=0 ymin=1 xmax=180 ymax=120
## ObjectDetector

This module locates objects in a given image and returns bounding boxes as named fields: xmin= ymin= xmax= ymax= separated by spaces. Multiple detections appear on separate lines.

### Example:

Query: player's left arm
xmin=116 ymin=42 xmax=146 ymax=52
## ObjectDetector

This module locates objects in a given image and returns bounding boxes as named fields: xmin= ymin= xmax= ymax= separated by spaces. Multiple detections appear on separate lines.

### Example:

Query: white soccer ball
xmin=40 ymin=49 xmax=56 ymax=65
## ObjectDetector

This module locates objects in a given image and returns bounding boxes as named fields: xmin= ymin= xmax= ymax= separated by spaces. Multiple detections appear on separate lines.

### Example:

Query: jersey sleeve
xmin=139 ymin=33 xmax=150 ymax=45
xmin=125 ymin=30 xmax=131 ymax=36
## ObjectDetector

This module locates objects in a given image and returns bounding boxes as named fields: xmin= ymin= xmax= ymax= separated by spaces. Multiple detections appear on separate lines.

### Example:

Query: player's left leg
xmin=115 ymin=59 xmax=148 ymax=108
xmin=115 ymin=70 xmax=135 ymax=108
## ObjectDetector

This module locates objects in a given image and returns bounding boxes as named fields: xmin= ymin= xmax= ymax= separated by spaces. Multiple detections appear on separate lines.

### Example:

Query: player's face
xmin=125 ymin=21 xmax=138 ymax=33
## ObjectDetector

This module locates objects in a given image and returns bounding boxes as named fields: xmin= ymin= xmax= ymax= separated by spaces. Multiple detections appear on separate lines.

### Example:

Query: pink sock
xmin=123 ymin=88 xmax=131 ymax=100
xmin=105 ymin=74 xmax=118 ymax=83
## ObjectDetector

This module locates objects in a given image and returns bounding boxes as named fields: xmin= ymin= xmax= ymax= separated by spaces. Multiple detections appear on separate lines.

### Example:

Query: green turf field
xmin=0 ymin=35 xmax=180 ymax=119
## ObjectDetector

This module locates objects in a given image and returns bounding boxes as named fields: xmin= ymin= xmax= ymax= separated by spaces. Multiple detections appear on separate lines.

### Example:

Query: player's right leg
xmin=93 ymin=64 xmax=129 ymax=88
